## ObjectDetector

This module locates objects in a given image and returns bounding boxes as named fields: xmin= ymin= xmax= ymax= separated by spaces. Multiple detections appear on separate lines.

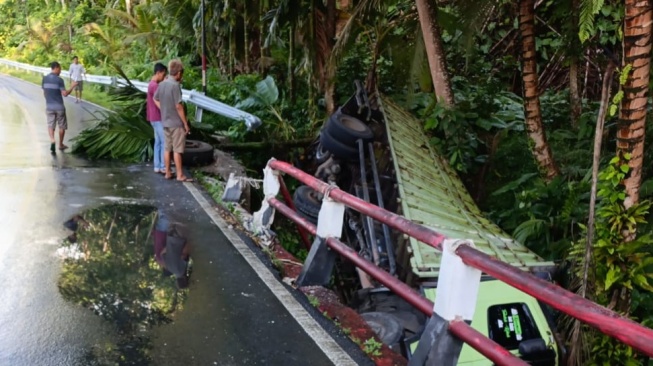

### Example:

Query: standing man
xmin=147 ymin=62 xmax=168 ymax=174
xmin=68 ymin=56 xmax=86 ymax=103
xmin=43 ymin=61 xmax=78 ymax=153
xmin=153 ymin=59 xmax=193 ymax=182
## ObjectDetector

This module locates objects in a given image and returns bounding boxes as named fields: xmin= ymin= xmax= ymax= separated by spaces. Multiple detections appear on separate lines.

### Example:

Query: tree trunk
xmin=518 ymin=0 xmax=560 ymax=181
xmin=229 ymin=25 xmax=235 ymax=78
xmin=569 ymin=0 xmax=582 ymax=127
xmin=585 ymin=62 xmax=615 ymax=298
xmin=313 ymin=0 xmax=337 ymax=114
xmin=288 ymin=24 xmax=295 ymax=103
xmin=243 ymin=1 xmax=250 ymax=73
xmin=618 ymin=0 xmax=652 ymax=209
xmin=414 ymin=0 xmax=454 ymax=107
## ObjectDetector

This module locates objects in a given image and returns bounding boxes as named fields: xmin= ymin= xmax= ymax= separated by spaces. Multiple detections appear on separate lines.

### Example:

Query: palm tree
xmin=618 ymin=0 xmax=652 ymax=209
xmin=84 ymin=18 xmax=132 ymax=80
xmin=569 ymin=0 xmax=582 ymax=127
xmin=518 ymin=0 xmax=560 ymax=181
xmin=414 ymin=0 xmax=454 ymax=107
xmin=106 ymin=3 xmax=166 ymax=61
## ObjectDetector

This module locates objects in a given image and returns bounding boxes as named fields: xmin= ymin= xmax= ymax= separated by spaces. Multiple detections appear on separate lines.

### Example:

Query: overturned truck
xmin=289 ymin=83 xmax=564 ymax=365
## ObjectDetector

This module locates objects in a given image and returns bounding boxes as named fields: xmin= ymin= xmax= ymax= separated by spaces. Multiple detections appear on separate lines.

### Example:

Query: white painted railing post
xmin=250 ymin=163 xmax=280 ymax=236
xmin=409 ymin=239 xmax=482 ymax=366
xmin=296 ymin=185 xmax=345 ymax=286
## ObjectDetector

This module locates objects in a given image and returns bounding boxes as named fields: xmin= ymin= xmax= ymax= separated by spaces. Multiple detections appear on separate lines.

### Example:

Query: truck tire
xmin=361 ymin=312 xmax=404 ymax=346
xmin=325 ymin=111 xmax=374 ymax=147
xmin=182 ymin=140 xmax=214 ymax=166
xmin=293 ymin=185 xmax=321 ymax=224
xmin=315 ymin=142 xmax=331 ymax=164
xmin=319 ymin=129 xmax=360 ymax=160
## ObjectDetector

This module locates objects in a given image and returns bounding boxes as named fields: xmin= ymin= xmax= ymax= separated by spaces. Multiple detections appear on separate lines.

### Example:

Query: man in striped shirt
xmin=42 ymin=61 xmax=77 ymax=153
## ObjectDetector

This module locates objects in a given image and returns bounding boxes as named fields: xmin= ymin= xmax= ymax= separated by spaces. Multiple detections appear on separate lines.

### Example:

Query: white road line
xmin=184 ymin=183 xmax=357 ymax=366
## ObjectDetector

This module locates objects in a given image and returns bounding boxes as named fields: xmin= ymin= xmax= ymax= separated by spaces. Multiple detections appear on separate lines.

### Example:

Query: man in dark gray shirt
xmin=42 ymin=61 xmax=77 ymax=153
xmin=153 ymin=59 xmax=193 ymax=182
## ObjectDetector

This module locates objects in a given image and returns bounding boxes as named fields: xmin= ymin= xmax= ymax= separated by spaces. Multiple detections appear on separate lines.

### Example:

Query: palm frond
xmin=579 ymin=0 xmax=605 ymax=42
xmin=513 ymin=218 xmax=549 ymax=244
xmin=72 ymin=89 xmax=152 ymax=162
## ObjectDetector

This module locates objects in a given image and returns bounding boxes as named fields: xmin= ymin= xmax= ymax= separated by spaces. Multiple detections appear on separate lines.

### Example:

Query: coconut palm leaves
xmin=18 ymin=20 xmax=58 ymax=54
xmin=72 ymin=110 xmax=154 ymax=162
xmin=578 ymin=0 xmax=605 ymax=42
xmin=72 ymin=87 xmax=153 ymax=162
xmin=106 ymin=4 xmax=167 ymax=60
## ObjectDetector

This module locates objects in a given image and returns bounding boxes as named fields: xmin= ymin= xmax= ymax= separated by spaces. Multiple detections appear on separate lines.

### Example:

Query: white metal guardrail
xmin=0 ymin=58 xmax=262 ymax=131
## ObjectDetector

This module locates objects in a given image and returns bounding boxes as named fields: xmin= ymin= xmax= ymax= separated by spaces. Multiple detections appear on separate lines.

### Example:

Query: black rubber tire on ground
xmin=360 ymin=312 xmax=404 ymax=346
xmin=319 ymin=129 xmax=360 ymax=160
xmin=325 ymin=111 xmax=374 ymax=147
xmin=182 ymin=140 xmax=214 ymax=166
xmin=293 ymin=185 xmax=322 ymax=224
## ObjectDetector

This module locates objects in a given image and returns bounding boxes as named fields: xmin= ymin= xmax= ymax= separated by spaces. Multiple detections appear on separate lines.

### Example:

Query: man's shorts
xmin=74 ymin=80 xmax=83 ymax=91
xmin=46 ymin=110 xmax=67 ymax=130
xmin=164 ymin=127 xmax=186 ymax=153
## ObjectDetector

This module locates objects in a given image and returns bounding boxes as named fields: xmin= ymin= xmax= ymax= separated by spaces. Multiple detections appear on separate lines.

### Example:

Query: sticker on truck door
xmin=487 ymin=303 xmax=540 ymax=350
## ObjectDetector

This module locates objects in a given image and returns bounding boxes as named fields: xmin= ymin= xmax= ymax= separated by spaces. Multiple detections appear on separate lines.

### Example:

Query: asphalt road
xmin=0 ymin=74 xmax=366 ymax=366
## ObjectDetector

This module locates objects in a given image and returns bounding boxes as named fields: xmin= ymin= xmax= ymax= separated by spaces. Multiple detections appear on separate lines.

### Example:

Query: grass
xmin=0 ymin=65 xmax=114 ymax=109
xmin=362 ymin=338 xmax=383 ymax=357
xmin=306 ymin=294 xmax=320 ymax=307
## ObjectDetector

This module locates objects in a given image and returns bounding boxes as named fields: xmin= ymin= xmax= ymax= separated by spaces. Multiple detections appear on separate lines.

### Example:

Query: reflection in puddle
xmin=59 ymin=203 xmax=191 ymax=365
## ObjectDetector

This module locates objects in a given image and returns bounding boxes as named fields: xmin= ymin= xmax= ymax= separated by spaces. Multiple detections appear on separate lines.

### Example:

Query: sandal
xmin=164 ymin=174 xmax=174 ymax=180
xmin=59 ymin=144 xmax=69 ymax=151
xmin=177 ymin=177 xmax=194 ymax=182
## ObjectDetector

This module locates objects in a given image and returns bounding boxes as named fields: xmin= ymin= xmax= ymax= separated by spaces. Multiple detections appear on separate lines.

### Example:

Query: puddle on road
xmin=58 ymin=203 xmax=192 ymax=365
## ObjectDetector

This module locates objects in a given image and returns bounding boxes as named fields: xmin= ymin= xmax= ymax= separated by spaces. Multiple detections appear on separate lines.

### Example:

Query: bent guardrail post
xmin=409 ymin=239 xmax=481 ymax=366
xmin=187 ymin=90 xmax=262 ymax=131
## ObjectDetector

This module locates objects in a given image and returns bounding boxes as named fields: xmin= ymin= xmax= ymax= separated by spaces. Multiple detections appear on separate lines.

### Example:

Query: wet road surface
xmin=0 ymin=75 xmax=366 ymax=365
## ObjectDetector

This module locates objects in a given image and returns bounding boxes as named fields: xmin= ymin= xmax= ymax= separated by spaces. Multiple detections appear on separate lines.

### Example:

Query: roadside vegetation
xmin=2 ymin=0 xmax=653 ymax=363
xmin=0 ymin=64 xmax=114 ymax=108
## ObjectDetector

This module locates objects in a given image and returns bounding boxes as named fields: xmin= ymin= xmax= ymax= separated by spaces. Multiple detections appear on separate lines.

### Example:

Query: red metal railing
xmin=268 ymin=159 xmax=653 ymax=360
xmin=277 ymin=176 xmax=312 ymax=250
xmin=269 ymin=198 xmax=525 ymax=365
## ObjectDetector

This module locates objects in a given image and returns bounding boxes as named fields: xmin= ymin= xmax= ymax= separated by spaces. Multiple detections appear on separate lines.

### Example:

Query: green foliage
xmin=491 ymin=174 xmax=590 ymax=259
xmin=276 ymin=226 xmax=308 ymax=261
xmin=362 ymin=337 xmax=383 ymax=357
xmin=579 ymin=0 xmax=605 ymax=42
xmin=72 ymin=87 xmax=153 ymax=162
xmin=206 ymin=73 xmax=318 ymax=143
xmin=306 ymin=294 xmax=320 ymax=307
xmin=196 ymin=173 xmax=237 ymax=212
xmin=410 ymin=76 xmax=524 ymax=173
xmin=567 ymin=155 xmax=653 ymax=364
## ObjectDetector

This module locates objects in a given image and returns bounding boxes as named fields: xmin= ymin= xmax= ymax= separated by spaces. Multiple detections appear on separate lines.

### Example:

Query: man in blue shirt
xmin=42 ymin=61 xmax=77 ymax=153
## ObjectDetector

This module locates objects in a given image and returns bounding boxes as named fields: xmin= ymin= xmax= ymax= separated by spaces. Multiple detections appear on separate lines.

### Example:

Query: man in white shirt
xmin=68 ymin=56 xmax=86 ymax=103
